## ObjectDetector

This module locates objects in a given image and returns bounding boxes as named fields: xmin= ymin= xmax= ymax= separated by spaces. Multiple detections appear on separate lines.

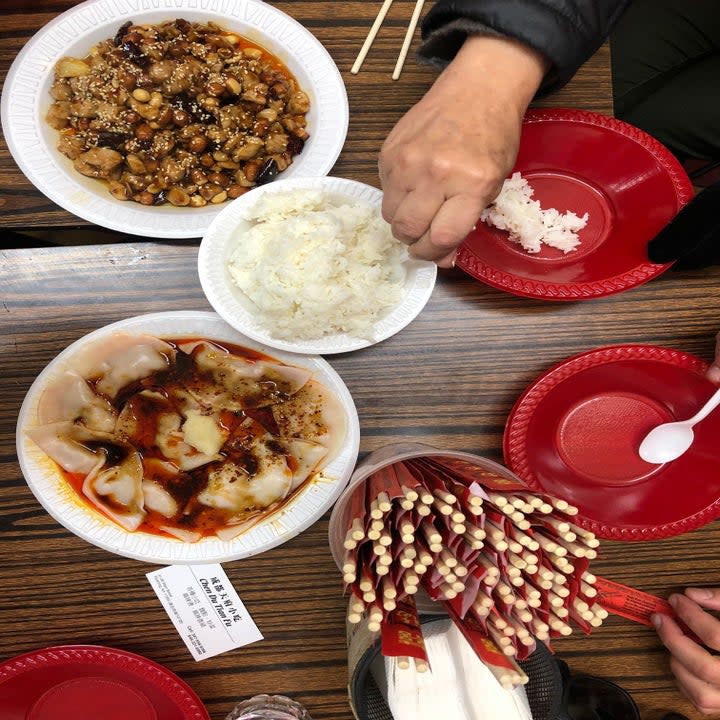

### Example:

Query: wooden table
xmin=2 ymin=2 xmax=713 ymax=720
xmin=2 ymin=244 xmax=720 ymax=720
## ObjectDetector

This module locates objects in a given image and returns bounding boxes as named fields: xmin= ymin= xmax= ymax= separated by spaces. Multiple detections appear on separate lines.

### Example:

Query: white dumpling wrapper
xmin=116 ymin=391 xmax=221 ymax=471
xmin=73 ymin=332 xmax=175 ymax=399
xmin=159 ymin=525 xmax=203 ymax=543
xmin=198 ymin=419 xmax=293 ymax=512
xmin=83 ymin=450 xmax=145 ymax=531
xmin=37 ymin=370 xmax=117 ymax=432
xmin=285 ymin=438 xmax=328 ymax=491
xmin=26 ymin=422 xmax=114 ymax=474
xmin=186 ymin=342 xmax=312 ymax=411
xmin=142 ymin=480 xmax=178 ymax=518
xmin=272 ymin=379 xmax=347 ymax=461
xmin=155 ymin=412 xmax=222 ymax=471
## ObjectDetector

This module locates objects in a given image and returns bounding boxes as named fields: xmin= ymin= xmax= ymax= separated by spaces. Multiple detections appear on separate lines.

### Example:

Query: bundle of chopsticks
xmin=341 ymin=456 xmax=607 ymax=688
xmin=351 ymin=0 xmax=426 ymax=80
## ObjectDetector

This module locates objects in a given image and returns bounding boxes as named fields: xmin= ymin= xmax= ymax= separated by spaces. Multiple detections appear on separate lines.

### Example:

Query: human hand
xmin=707 ymin=331 xmax=720 ymax=383
xmin=378 ymin=35 xmax=547 ymax=267
xmin=652 ymin=588 xmax=720 ymax=714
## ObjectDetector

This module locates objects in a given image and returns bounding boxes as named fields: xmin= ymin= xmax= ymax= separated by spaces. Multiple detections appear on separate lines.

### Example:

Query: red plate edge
xmin=503 ymin=344 xmax=719 ymax=541
xmin=455 ymin=108 xmax=694 ymax=301
xmin=0 ymin=644 xmax=210 ymax=720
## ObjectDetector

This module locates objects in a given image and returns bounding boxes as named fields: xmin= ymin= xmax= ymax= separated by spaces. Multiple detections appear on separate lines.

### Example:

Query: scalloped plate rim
xmin=0 ymin=644 xmax=210 ymax=720
xmin=503 ymin=343 xmax=720 ymax=540
xmin=455 ymin=108 xmax=693 ymax=301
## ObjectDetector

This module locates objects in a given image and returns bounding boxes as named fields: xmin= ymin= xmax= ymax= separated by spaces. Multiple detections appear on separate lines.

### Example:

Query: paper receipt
xmin=147 ymin=564 xmax=263 ymax=660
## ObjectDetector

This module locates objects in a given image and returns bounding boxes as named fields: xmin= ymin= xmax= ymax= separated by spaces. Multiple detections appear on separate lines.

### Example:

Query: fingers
xmin=670 ymin=658 xmax=720 ymax=715
xmin=400 ymin=193 xmax=488 ymax=265
xmin=670 ymin=594 xmax=720 ymax=651
xmin=654 ymin=611 xmax=720 ymax=678
xmin=383 ymin=185 xmax=446 ymax=247
xmin=707 ymin=331 xmax=720 ymax=383
xmin=406 ymin=237 xmax=457 ymax=268
xmin=429 ymin=194 xmax=487 ymax=254
xmin=379 ymin=169 xmax=491 ymax=264
xmin=686 ymin=587 xmax=720 ymax=611
xmin=653 ymin=601 xmax=720 ymax=714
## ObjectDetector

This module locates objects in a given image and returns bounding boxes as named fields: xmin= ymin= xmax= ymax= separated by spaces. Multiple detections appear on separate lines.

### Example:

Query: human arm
xmin=652 ymin=588 xmax=720 ymax=715
xmin=379 ymin=0 xmax=631 ymax=266
xmin=379 ymin=34 xmax=547 ymax=266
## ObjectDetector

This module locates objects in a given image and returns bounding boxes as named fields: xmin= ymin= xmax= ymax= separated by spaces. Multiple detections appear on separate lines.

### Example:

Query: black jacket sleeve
xmin=418 ymin=0 xmax=631 ymax=94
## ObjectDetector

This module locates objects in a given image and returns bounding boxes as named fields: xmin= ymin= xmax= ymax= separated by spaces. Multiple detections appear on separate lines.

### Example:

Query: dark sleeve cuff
xmin=418 ymin=0 xmax=629 ymax=94
xmin=416 ymin=19 xmax=561 ymax=96
xmin=417 ymin=19 xmax=503 ymax=72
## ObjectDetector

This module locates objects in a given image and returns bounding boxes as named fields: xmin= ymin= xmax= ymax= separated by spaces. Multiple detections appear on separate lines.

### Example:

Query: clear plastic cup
xmin=327 ymin=441 xmax=525 ymax=572
xmin=224 ymin=694 xmax=311 ymax=720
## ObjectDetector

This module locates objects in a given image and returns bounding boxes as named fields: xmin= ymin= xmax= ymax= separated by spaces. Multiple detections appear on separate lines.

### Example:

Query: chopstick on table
xmin=392 ymin=0 xmax=426 ymax=80
xmin=351 ymin=0 xmax=395 ymax=75
xmin=351 ymin=0 xmax=426 ymax=80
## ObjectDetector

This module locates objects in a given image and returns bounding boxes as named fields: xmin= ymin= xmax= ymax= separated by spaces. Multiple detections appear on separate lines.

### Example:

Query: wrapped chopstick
xmin=336 ymin=453 xmax=606 ymax=687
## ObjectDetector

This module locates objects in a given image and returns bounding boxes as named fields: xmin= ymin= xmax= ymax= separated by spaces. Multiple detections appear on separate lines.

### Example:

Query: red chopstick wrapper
xmin=380 ymin=597 xmax=429 ymax=664
xmin=595 ymin=576 xmax=701 ymax=642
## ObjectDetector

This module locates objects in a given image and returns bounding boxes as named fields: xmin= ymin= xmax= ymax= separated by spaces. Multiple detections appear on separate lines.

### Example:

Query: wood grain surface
xmin=2 ymin=243 xmax=720 ymax=720
xmin=0 ymin=0 xmax=612 ymax=232
xmin=0 ymin=3 xmax=700 ymax=720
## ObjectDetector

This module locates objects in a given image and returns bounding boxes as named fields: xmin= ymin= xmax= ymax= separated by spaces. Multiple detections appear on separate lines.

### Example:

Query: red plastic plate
xmin=455 ymin=109 xmax=694 ymax=300
xmin=0 ymin=645 xmax=209 ymax=720
xmin=504 ymin=345 xmax=720 ymax=540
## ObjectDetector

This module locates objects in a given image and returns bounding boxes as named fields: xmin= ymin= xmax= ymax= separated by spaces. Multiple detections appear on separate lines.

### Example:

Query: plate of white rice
xmin=455 ymin=108 xmax=694 ymax=301
xmin=198 ymin=176 xmax=437 ymax=354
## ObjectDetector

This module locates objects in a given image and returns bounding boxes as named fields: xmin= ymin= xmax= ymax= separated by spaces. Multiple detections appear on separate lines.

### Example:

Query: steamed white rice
xmin=481 ymin=172 xmax=588 ymax=254
xmin=227 ymin=189 xmax=408 ymax=341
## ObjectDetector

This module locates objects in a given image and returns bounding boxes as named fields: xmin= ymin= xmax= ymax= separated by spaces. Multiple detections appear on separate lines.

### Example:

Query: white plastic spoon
xmin=639 ymin=387 xmax=720 ymax=464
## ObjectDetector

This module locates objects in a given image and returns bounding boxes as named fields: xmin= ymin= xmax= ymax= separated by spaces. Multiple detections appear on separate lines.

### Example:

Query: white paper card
xmin=147 ymin=563 xmax=263 ymax=661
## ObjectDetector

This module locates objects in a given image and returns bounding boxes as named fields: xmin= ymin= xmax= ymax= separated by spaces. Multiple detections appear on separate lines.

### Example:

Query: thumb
xmin=685 ymin=587 xmax=720 ymax=610
xmin=707 ymin=332 xmax=720 ymax=383
xmin=708 ymin=364 xmax=720 ymax=384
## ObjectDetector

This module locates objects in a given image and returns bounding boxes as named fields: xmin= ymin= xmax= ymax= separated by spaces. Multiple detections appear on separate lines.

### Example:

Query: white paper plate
xmin=198 ymin=176 xmax=438 ymax=354
xmin=16 ymin=311 xmax=360 ymax=564
xmin=0 ymin=0 xmax=348 ymax=238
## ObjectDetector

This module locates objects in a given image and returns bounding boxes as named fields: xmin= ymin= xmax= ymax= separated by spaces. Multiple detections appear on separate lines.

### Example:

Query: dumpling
xmin=116 ymin=390 xmax=222 ymax=471
xmin=141 ymin=459 xmax=182 ymax=518
xmin=159 ymin=525 xmax=202 ymax=543
xmin=26 ymin=422 xmax=115 ymax=474
xmin=142 ymin=481 xmax=178 ymax=518
xmin=37 ymin=370 xmax=116 ymax=432
xmin=184 ymin=342 xmax=312 ymax=411
xmin=73 ymin=332 xmax=175 ymax=399
xmin=285 ymin=438 xmax=328 ymax=491
xmin=214 ymin=514 xmax=266 ymax=542
xmin=156 ymin=412 xmax=223 ymax=471
xmin=82 ymin=450 xmax=145 ymax=531
xmin=181 ymin=411 xmax=228 ymax=456
xmin=198 ymin=418 xmax=293 ymax=512
xmin=272 ymin=379 xmax=347 ymax=461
